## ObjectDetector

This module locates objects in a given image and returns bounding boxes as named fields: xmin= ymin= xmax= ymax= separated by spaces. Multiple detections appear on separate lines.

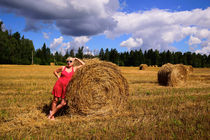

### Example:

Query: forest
xmin=1 ymin=21 xmax=210 ymax=67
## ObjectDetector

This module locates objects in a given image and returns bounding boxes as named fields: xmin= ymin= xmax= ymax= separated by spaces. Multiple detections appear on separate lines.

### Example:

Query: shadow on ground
xmin=38 ymin=100 xmax=70 ymax=117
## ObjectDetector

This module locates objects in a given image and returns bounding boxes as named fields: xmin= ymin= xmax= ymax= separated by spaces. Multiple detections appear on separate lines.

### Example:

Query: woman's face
xmin=66 ymin=59 xmax=74 ymax=67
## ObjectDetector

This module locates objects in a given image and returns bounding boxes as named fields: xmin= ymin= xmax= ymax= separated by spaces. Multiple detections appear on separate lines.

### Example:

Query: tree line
xmin=98 ymin=48 xmax=210 ymax=67
xmin=0 ymin=21 xmax=89 ymax=65
xmin=0 ymin=21 xmax=210 ymax=67
xmin=0 ymin=21 xmax=35 ymax=64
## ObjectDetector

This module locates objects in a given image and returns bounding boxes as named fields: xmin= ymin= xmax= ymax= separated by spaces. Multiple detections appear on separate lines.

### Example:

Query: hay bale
xmin=185 ymin=65 xmax=193 ymax=74
xmin=139 ymin=64 xmax=148 ymax=70
xmin=158 ymin=63 xmax=187 ymax=86
xmin=66 ymin=59 xmax=129 ymax=116
xmin=73 ymin=58 xmax=100 ymax=67
xmin=50 ymin=62 xmax=55 ymax=66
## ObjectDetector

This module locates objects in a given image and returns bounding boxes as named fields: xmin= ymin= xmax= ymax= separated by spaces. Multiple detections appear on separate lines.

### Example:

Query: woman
xmin=48 ymin=57 xmax=85 ymax=120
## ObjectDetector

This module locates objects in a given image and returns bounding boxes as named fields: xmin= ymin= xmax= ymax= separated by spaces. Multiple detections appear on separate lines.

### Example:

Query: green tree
xmin=154 ymin=50 xmax=160 ymax=66
xmin=166 ymin=50 xmax=174 ymax=64
xmin=70 ymin=49 xmax=75 ymax=57
xmin=104 ymin=48 xmax=110 ymax=61
xmin=34 ymin=43 xmax=51 ymax=65
xmin=99 ymin=48 xmax=105 ymax=60
xmin=0 ymin=21 xmax=3 ymax=31
xmin=138 ymin=49 xmax=144 ymax=65
xmin=174 ymin=52 xmax=182 ymax=64
xmin=76 ymin=47 xmax=84 ymax=59
xmin=109 ymin=48 xmax=119 ymax=65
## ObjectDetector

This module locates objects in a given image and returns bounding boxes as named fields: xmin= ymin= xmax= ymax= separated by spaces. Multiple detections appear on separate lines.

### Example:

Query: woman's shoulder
xmin=60 ymin=66 xmax=65 ymax=71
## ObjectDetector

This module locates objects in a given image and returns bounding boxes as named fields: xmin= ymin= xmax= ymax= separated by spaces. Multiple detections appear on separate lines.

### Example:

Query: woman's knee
xmin=61 ymin=100 xmax=66 ymax=106
xmin=53 ymin=97 xmax=59 ymax=103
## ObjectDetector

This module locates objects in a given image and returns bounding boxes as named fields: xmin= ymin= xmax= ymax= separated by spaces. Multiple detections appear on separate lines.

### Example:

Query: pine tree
xmin=99 ymin=48 xmax=105 ymax=60
xmin=76 ymin=47 xmax=84 ymax=59
xmin=139 ymin=49 xmax=144 ymax=65
xmin=109 ymin=48 xmax=119 ymax=65
xmin=104 ymin=48 xmax=110 ymax=61
xmin=70 ymin=49 xmax=74 ymax=57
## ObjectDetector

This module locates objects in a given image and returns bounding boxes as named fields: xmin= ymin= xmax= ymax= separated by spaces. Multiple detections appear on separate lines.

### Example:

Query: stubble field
xmin=0 ymin=64 xmax=209 ymax=139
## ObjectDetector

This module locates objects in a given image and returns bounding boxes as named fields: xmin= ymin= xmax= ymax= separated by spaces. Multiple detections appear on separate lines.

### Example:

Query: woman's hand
xmin=74 ymin=58 xmax=85 ymax=65
xmin=74 ymin=58 xmax=85 ymax=72
xmin=53 ymin=66 xmax=63 ymax=79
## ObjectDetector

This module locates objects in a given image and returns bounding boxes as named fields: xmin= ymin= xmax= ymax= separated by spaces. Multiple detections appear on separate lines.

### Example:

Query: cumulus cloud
xmin=49 ymin=36 xmax=93 ymax=55
xmin=194 ymin=40 xmax=210 ymax=54
xmin=189 ymin=36 xmax=201 ymax=45
xmin=0 ymin=0 xmax=119 ymax=36
xmin=195 ymin=45 xmax=210 ymax=55
xmin=120 ymin=37 xmax=143 ymax=48
xmin=105 ymin=7 xmax=210 ymax=54
xmin=1 ymin=0 xmax=210 ymax=54
xmin=50 ymin=36 xmax=64 ymax=50
xmin=43 ymin=32 xmax=50 ymax=39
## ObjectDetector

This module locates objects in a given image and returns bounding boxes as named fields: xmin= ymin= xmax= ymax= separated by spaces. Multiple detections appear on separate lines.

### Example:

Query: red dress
xmin=52 ymin=66 xmax=74 ymax=98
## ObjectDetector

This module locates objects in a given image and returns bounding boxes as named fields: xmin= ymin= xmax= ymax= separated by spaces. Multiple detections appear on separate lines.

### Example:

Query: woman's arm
xmin=74 ymin=58 xmax=85 ymax=71
xmin=53 ymin=66 xmax=64 ymax=79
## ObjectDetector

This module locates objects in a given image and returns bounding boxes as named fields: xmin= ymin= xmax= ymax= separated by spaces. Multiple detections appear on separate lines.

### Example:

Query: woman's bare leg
xmin=48 ymin=96 xmax=58 ymax=120
xmin=48 ymin=97 xmax=66 ymax=120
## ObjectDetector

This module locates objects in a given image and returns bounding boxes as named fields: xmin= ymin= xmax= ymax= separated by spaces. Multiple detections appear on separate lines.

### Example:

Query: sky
xmin=0 ymin=0 xmax=210 ymax=55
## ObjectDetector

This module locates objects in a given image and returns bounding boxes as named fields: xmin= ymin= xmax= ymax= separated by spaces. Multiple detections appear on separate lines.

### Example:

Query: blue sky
xmin=0 ymin=0 xmax=210 ymax=55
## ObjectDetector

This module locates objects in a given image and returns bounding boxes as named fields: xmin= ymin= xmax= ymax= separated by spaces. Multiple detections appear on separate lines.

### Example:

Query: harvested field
xmin=0 ymin=65 xmax=209 ymax=139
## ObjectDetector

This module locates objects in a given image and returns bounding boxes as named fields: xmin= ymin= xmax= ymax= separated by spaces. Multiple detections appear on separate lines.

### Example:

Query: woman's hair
xmin=66 ymin=57 xmax=74 ymax=61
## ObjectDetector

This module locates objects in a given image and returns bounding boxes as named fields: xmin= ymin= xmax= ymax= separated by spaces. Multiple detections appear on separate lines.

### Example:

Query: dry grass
xmin=0 ymin=65 xmax=209 ymax=139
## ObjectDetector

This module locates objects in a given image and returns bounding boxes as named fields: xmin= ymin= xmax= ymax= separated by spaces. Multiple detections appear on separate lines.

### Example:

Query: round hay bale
xmin=73 ymin=58 xmax=100 ymax=67
xmin=65 ymin=59 xmax=129 ymax=116
xmin=158 ymin=63 xmax=187 ymax=86
xmin=139 ymin=64 xmax=148 ymax=70
xmin=185 ymin=65 xmax=193 ymax=74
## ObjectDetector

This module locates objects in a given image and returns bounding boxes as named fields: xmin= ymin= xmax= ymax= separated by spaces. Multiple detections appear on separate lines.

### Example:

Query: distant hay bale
xmin=50 ymin=62 xmax=55 ymax=66
xmin=185 ymin=65 xmax=193 ymax=74
xmin=139 ymin=64 xmax=148 ymax=70
xmin=158 ymin=63 xmax=188 ymax=86
xmin=66 ymin=59 xmax=129 ymax=116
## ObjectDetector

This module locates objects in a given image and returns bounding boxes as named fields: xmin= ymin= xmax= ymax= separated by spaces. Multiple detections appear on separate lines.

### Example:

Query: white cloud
xmin=49 ymin=36 xmax=93 ymax=55
xmin=72 ymin=36 xmax=91 ymax=47
xmin=189 ymin=36 xmax=201 ymax=45
xmin=195 ymin=46 xmax=210 ymax=55
xmin=1 ymin=0 xmax=210 ymax=54
xmin=50 ymin=36 xmax=64 ymax=50
xmin=43 ymin=32 xmax=50 ymax=39
xmin=195 ymin=41 xmax=210 ymax=54
xmin=120 ymin=37 xmax=143 ymax=48
xmin=196 ymin=29 xmax=210 ymax=39
xmin=105 ymin=7 xmax=210 ymax=53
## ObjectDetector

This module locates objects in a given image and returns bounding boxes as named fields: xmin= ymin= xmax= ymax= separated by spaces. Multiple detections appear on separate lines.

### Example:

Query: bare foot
xmin=48 ymin=111 xmax=55 ymax=120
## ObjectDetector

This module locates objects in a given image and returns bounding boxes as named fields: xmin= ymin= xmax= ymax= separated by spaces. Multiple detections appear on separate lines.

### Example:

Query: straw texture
xmin=158 ymin=63 xmax=188 ymax=87
xmin=65 ymin=59 xmax=129 ymax=116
